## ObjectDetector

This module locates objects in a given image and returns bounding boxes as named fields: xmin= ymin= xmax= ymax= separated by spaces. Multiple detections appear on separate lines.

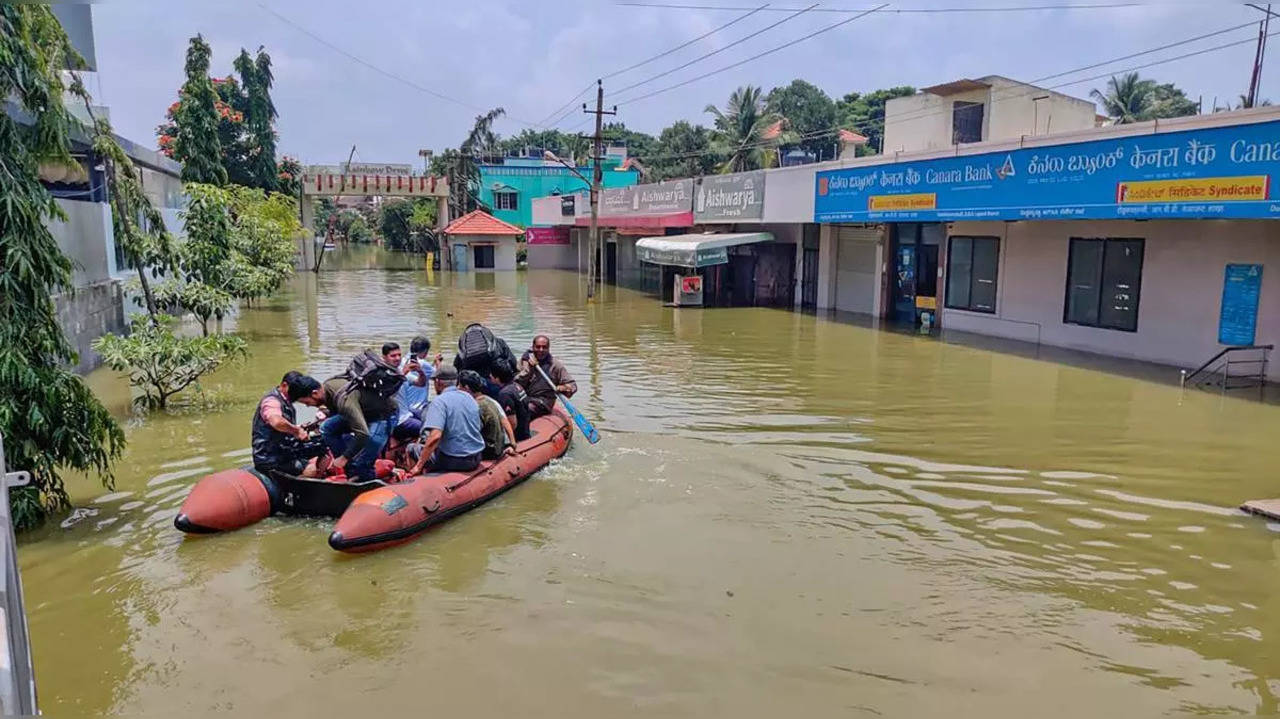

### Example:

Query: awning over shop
xmin=635 ymin=232 xmax=773 ymax=268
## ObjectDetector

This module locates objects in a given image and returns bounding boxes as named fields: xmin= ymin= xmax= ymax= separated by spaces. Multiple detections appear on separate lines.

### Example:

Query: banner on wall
xmin=526 ymin=227 xmax=570 ymax=245
xmin=814 ymin=119 xmax=1280 ymax=223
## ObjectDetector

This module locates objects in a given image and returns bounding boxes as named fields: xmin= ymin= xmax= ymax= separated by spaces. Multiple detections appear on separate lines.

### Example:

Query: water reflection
xmin=20 ymin=245 xmax=1280 ymax=716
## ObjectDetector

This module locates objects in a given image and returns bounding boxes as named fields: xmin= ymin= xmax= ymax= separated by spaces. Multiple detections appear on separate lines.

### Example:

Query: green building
xmin=477 ymin=156 xmax=640 ymax=228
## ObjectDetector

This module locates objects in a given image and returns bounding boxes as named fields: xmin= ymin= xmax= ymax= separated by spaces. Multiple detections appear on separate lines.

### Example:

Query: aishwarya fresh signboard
xmin=814 ymin=119 xmax=1280 ymax=222
xmin=695 ymin=171 xmax=765 ymax=222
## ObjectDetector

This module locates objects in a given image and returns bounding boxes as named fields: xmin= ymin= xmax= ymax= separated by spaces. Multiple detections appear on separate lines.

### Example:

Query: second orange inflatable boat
xmin=329 ymin=411 xmax=572 ymax=552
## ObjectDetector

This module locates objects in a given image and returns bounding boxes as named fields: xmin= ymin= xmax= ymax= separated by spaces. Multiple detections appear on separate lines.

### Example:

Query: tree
xmin=277 ymin=155 xmax=302 ymax=198
xmin=767 ymin=79 xmax=839 ymax=161
xmin=234 ymin=47 xmax=279 ymax=191
xmin=1093 ymin=73 xmax=1200 ymax=124
xmin=379 ymin=199 xmax=415 ymax=251
xmin=172 ymin=35 xmax=228 ymax=185
xmin=648 ymin=121 xmax=717 ymax=181
xmin=602 ymin=122 xmax=656 ymax=165
xmin=1146 ymin=82 xmax=1198 ymax=119
xmin=836 ymin=86 xmax=915 ymax=154
xmin=157 ymin=76 xmax=248 ymax=183
xmin=447 ymin=107 xmax=506 ymax=218
xmin=409 ymin=199 xmax=438 ymax=252
xmin=0 ymin=5 xmax=125 ymax=528
xmin=705 ymin=85 xmax=785 ymax=173
xmin=95 ymin=318 xmax=246 ymax=410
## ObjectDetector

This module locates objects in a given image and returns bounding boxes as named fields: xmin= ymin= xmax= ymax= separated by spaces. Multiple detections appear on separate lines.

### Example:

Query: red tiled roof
xmin=761 ymin=120 xmax=785 ymax=140
xmin=442 ymin=210 xmax=523 ymax=236
xmin=839 ymin=129 xmax=868 ymax=144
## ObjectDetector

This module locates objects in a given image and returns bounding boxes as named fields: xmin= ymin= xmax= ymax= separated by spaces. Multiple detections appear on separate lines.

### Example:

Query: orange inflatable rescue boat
xmin=175 ymin=411 xmax=572 ymax=551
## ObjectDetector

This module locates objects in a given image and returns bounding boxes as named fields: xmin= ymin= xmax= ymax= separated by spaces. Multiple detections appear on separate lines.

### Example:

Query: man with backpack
xmin=319 ymin=350 xmax=404 ymax=481
xmin=453 ymin=322 xmax=517 ymax=399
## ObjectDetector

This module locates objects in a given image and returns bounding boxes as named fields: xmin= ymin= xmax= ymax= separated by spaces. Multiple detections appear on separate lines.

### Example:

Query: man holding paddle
xmin=516 ymin=335 xmax=577 ymax=419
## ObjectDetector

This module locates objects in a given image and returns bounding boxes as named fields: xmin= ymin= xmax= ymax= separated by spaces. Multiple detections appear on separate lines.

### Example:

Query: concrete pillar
xmin=816 ymin=224 xmax=838 ymax=310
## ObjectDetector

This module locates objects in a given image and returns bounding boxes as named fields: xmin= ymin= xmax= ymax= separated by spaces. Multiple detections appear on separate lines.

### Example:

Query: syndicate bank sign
xmin=815 ymin=118 xmax=1280 ymax=222
xmin=695 ymin=171 xmax=765 ymax=221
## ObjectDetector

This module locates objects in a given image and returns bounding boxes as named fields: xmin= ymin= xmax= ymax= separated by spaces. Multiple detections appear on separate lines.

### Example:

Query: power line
xmin=619 ymin=2 xmax=1145 ymax=12
xmin=254 ymin=3 xmax=536 ymax=126
xmin=608 ymin=3 xmax=820 ymax=100
xmin=616 ymin=4 xmax=888 ymax=106
xmin=538 ymin=4 xmax=770 ymax=129
xmin=633 ymin=22 xmax=1275 ymax=165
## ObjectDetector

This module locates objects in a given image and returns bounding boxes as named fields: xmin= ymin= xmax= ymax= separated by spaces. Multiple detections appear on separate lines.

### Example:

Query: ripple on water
xmin=146 ymin=466 xmax=212 ymax=487
xmin=92 ymin=491 xmax=132 ymax=504
xmin=158 ymin=455 xmax=209 ymax=469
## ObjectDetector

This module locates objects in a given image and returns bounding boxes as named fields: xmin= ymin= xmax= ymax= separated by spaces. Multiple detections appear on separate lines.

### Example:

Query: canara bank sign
xmin=815 ymin=119 xmax=1280 ymax=222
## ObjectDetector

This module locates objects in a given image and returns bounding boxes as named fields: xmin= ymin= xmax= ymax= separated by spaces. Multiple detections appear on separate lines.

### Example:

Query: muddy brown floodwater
xmin=19 ymin=245 xmax=1280 ymax=717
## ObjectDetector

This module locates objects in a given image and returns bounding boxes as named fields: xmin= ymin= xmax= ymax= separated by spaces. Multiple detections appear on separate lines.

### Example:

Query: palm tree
xmin=1091 ymin=72 xmax=1154 ymax=124
xmin=451 ymin=107 xmax=505 ymax=216
xmin=705 ymin=85 xmax=786 ymax=173
xmin=1236 ymin=94 xmax=1274 ymax=109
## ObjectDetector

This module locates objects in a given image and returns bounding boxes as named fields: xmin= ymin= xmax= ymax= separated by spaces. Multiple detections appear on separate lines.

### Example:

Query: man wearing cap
xmin=407 ymin=365 xmax=486 ymax=474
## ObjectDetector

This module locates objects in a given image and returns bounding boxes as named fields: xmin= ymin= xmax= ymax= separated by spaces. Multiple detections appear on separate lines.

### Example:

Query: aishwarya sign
xmin=1219 ymin=263 xmax=1264 ymax=346
xmin=814 ymin=119 xmax=1280 ymax=222
xmin=598 ymin=179 xmax=694 ymax=217
xmin=695 ymin=171 xmax=766 ymax=221
xmin=526 ymin=226 xmax=570 ymax=245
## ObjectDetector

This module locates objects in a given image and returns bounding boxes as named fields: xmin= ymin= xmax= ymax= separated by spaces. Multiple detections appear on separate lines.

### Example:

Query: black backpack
xmin=455 ymin=323 xmax=515 ymax=373
xmin=333 ymin=350 xmax=404 ymax=403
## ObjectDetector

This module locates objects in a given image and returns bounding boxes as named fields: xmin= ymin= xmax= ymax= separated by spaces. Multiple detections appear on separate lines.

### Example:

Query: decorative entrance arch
xmin=299 ymin=164 xmax=451 ymax=255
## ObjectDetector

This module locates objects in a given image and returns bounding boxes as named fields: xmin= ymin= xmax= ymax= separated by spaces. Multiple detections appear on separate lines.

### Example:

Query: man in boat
xmin=460 ymin=370 xmax=516 ymax=460
xmin=516 ymin=334 xmax=578 ymax=418
xmin=388 ymin=337 xmax=440 ymax=442
xmin=252 ymin=371 xmax=327 ymax=476
xmin=491 ymin=361 xmax=530 ymax=442
xmin=406 ymin=366 xmax=486 ymax=475
xmin=453 ymin=322 xmax=517 ymax=399
xmin=320 ymin=351 xmax=402 ymax=481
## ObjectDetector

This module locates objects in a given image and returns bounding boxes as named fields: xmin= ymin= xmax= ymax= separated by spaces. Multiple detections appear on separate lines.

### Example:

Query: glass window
xmin=952 ymin=101 xmax=984 ymax=144
xmin=473 ymin=245 xmax=495 ymax=269
xmin=1064 ymin=238 xmax=1143 ymax=331
xmin=945 ymin=236 xmax=998 ymax=313
xmin=494 ymin=192 xmax=518 ymax=211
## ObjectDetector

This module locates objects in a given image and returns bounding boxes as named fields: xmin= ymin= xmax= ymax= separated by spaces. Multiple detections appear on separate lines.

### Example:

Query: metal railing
xmin=0 ymin=432 xmax=37 ymax=716
xmin=1181 ymin=344 xmax=1273 ymax=395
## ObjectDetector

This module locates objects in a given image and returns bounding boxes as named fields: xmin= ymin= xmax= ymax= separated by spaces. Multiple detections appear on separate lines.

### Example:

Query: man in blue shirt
xmin=407 ymin=366 xmax=485 ymax=474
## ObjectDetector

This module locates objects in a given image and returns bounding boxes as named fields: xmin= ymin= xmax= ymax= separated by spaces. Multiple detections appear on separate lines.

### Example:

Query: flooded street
xmin=21 ymin=246 xmax=1280 ymax=717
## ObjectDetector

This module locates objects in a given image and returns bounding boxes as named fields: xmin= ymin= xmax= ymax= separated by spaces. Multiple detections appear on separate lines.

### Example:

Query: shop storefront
xmin=814 ymin=109 xmax=1280 ymax=377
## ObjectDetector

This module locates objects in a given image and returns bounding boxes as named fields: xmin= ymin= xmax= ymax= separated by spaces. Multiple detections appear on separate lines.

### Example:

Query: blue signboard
xmin=1218 ymin=263 xmax=1263 ymax=346
xmin=815 ymin=119 xmax=1280 ymax=222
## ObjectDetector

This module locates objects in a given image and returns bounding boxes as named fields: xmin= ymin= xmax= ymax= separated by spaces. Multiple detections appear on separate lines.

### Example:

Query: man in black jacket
xmin=251 ymin=371 xmax=327 ymax=475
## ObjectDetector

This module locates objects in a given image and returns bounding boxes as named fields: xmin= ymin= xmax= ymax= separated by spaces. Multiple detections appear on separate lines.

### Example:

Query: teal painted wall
xmin=477 ymin=162 xmax=639 ymax=228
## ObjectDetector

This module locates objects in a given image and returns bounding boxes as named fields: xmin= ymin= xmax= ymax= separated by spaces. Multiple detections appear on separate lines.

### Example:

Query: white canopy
xmin=635 ymin=232 xmax=774 ymax=268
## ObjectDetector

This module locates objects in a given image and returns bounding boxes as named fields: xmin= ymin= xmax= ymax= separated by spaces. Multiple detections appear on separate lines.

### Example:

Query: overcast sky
xmin=86 ymin=1 xmax=1278 ymax=166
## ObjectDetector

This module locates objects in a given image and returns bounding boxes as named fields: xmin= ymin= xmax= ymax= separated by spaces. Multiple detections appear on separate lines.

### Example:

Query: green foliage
xmin=705 ymin=85 xmax=786 ymax=173
xmin=378 ymin=199 xmax=415 ymax=251
xmin=444 ymin=107 xmax=506 ymax=218
xmin=94 ymin=317 xmax=247 ymax=410
xmin=0 ymin=5 xmax=125 ymax=527
xmin=173 ymin=35 xmax=228 ymax=185
xmin=602 ymin=122 xmax=656 ymax=164
xmin=409 ymin=199 xmax=437 ymax=234
xmin=234 ymin=47 xmax=279 ymax=191
xmin=837 ymin=86 xmax=915 ymax=154
xmin=347 ymin=215 xmax=372 ymax=243
xmin=1092 ymin=73 xmax=1198 ymax=124
xmin=767 ymin=79 xmax=839 ymax=161
xmin=648 ymin=121 xmax=717 ymax=181
xmin=313 ymin=197 xmax=337 ymax=235
xmin=277 ymin=155 xmax=302 ymax=197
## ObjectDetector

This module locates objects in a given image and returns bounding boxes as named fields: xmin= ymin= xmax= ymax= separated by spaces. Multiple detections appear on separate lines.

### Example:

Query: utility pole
xmin=584 ymin=79 xmax=615 ymax=301
xmin=1247 ymin=4 xmax=1274 ymax=108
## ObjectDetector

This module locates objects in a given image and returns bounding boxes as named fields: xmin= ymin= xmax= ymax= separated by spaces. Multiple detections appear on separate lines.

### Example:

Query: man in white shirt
xmin=389 ymin=336 xmax=440 ymax=442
